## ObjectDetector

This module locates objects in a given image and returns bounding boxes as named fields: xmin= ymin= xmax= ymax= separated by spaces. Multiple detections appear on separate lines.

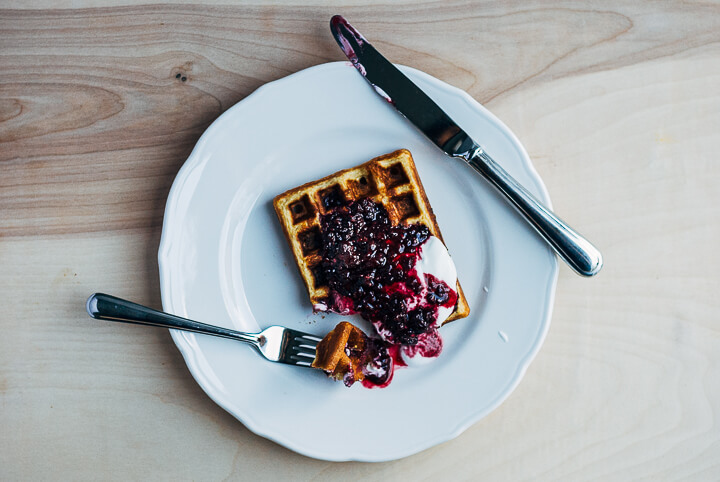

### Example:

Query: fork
xmin=86 ymin=293 xmax=321 ymax=367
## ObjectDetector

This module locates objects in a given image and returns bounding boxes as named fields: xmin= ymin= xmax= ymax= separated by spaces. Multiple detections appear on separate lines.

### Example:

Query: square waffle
xmin=273 ymin=149 xmax=469 ymax=324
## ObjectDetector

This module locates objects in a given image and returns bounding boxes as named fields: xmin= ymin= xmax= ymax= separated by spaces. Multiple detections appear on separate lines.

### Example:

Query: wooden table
xmin=2 ymin=2 xmax=719 ymax=479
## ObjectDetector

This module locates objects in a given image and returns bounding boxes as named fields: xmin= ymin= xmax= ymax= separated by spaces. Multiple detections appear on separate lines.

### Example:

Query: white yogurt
xmin=400 ymin=236 xmax=458 ymax=365
xmin=413 ymin=236 xmax=458 ymax=326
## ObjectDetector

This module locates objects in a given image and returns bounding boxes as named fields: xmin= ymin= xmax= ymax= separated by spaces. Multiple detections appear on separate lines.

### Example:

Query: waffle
xmin=273 ymin=149 xmax=469 ymax=324
xmin=311 ymin=321 xmax=367 ymax=381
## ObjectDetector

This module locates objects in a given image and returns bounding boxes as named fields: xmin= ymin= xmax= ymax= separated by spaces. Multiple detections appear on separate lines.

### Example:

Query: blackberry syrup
xmin=317 ymin=198 xmax=458 ymax=386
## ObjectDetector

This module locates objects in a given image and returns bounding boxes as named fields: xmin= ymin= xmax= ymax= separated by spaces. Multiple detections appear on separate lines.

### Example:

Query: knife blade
xmin=330 ymin=15 xmax=603 ymax=277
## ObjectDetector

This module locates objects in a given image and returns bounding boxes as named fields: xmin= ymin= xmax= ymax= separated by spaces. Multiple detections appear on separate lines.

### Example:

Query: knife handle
xmin=465 ymin=148 xmax=602 ymax=276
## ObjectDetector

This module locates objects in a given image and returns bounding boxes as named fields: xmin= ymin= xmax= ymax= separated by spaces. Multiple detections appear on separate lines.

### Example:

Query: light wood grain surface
xmin=2 ymin=1 xmax=719 ymax=480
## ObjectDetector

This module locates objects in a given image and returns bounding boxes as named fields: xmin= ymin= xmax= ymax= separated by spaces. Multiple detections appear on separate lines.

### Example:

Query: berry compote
xmin=350 ymin=336 xmax=394 ymax=388
xmin=316 ymin=198 xmax=458 ymax=386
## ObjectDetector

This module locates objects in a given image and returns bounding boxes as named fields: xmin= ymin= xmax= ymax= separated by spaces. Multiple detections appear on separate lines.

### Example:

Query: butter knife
xmin=330 ymin=15 xmax=602 ymax=277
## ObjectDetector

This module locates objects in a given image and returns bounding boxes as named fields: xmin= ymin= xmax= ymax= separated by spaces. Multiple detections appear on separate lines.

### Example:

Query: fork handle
xmin=86 ymin=293 xmax=260 ymax=345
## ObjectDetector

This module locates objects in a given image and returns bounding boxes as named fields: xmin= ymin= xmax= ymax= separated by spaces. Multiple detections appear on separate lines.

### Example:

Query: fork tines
xmin=288 ymin=332 xmax=322 ymax=366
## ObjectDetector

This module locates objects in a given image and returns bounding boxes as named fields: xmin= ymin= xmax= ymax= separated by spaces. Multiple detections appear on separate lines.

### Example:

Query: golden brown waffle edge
xmin=272 ymin=149 xmax=470 ymax=324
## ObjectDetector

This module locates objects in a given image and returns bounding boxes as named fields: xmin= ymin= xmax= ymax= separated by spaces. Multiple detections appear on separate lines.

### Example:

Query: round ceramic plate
xmin=158 ymin=62 xmax=557 ymax=462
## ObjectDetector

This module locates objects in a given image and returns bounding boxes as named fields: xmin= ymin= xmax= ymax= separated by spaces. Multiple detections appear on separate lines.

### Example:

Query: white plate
xmin=158 ymin=62 xmax=557 ymax=462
